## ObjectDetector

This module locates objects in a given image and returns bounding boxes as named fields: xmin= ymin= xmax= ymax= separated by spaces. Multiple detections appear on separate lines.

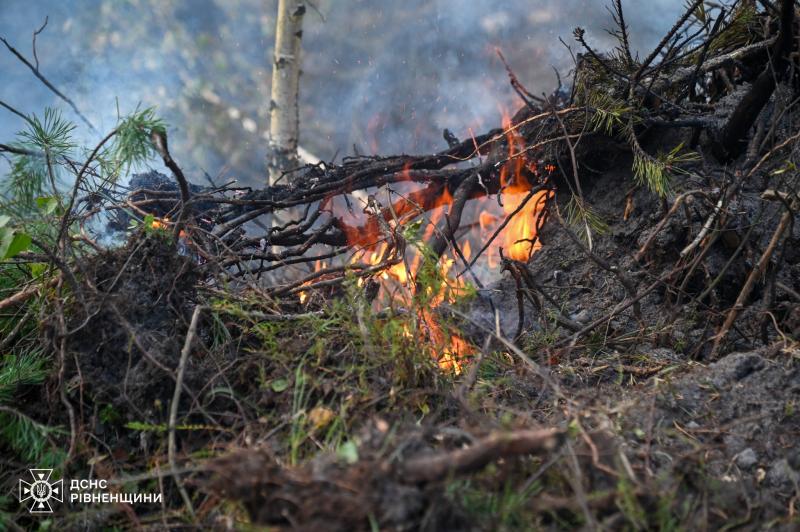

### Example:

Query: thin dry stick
xmin=631 ymin=0 xmax=705 ymax=86
xmin=711 ymin=209 xmax=793 ymax=358
xmin=0 ymin=280 xmax=52 ymax=310
xmin=0 ymin=308 xmax=34 ymax=352
xmin=31 ymin=16 xmax=48 ymax=70
xmin=680 ymin=193 xmax=724 ymax=258
xmin=0 ymin=35 xmax=96 ymax=132
xmin=56 ymin=129 xmax=118 ymax=251
xmin=636 ymin=189 xmax=703 ymax=261
xmin=549 ymin=99 xmax=593 ymax=250
xmin=552 ymin=265 xmax=686 ymax=350
xmin=150 ymin=130 xmax=192 ymax=239
xmin=564 ymin=439 xmax=598 ymax=528
xmin=53 ymin=278 xmax=77 ymax=464
xmin=168 ymin=305 xmax=203 ymax=519
xmin=0 ymin=98 xmax=31 ymax=123
xmin=399 ymin=428 xmax=563 ymax=483
xmin=610 ymin=0 xmax=633 ymax=67
xmin=444 ymin=305 xmax=566 ymax=402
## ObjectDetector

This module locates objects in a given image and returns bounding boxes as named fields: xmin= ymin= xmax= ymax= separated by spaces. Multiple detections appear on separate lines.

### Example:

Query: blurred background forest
xmin=1 ymin=0 xmax=682 ymax=187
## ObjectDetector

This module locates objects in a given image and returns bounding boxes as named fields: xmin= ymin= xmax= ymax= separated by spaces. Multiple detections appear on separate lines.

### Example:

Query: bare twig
xmin=150 ymin=129 xmax=192 ymax=239
xmin=31 ymin=16 xmax=48 ymax=71
xmin=398 ymin=428 xmax=564 ymax=483
xmin=0 ymin=98 xmax=31 ymax=124
xmin=0 ymin=281 xmax=47 ymax=311
xmin=458 ymin=186 xmax=548 ymax=277
xmin=636 ymin=189 xmax=704 ymax=261
xmin=711 ymin=205 xmax=793 ymax=357
xmin=680 ymin=193 xmax=725 ymax=258
xmin=168 ymin=305 xmax=204 ymax=520
xmin=0 ymin=34 xmax=97 ymax=132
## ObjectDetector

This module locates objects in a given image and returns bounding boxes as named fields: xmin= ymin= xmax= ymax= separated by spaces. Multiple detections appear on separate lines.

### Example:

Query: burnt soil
xmin=11 ymin=125 xmax=796 ymax=531
xmin=6 ymin=0 xmax=800 ymax=529
xmin=5 ymin=36 xmax=800 ymax=531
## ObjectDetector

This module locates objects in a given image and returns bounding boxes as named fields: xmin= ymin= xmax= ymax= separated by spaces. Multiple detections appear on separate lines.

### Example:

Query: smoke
xmin=1 ymin=0 xmax=692 ymax=186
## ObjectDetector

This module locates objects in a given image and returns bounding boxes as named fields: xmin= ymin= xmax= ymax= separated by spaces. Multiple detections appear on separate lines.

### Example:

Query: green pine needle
xmin=113 ymin=106 xmax=167 ymax=172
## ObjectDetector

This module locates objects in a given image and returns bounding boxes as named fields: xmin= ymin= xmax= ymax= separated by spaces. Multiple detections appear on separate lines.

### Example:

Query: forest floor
xmin=1 ymin=1 xmax=800 ymax=531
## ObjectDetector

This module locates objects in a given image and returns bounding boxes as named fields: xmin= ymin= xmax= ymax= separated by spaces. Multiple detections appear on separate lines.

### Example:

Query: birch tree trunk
xmin=268 ymin=0 xmax=305 ymax=185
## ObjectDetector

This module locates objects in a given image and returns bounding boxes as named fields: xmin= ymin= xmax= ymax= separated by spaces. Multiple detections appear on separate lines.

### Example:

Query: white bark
xmin=268 ymin=0 xmax=305 ymax=185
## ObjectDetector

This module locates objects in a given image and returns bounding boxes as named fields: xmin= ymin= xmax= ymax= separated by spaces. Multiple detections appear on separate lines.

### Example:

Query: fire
xmin=299 ymin=259 xmax=327 ymax=304
xmin=497 ymin=111 xmax=549 ymax=262
xmin=462 ymin=240 xmax=471 ymax=261
xmin=343 ymin=231 xmax=474 ymax=373
xmin=151 ymin=217 xmax=168 ymax=229
xmin=297 ymin=107 xmax=554 ymax=374
xmin=422 ymin=309 xmax=471 ymax=374
xmin=479 ymin=212 xmax=499 ymax=230
xmin=148 ymin=216 xmax=188 ymax=239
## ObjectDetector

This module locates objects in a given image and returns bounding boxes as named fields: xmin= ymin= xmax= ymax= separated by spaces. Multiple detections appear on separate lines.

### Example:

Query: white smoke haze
xmin=1 ymin=0 xmax=690 ymax=186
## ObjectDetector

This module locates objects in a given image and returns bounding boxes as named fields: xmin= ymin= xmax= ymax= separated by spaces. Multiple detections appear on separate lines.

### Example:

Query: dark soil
xmin=59 ymin=233 xmax=205 ymax=417
xmin=200 ymin=121 xmax=800 ymax=530
xmin=4 ymin=5 xmax=800 ymax=529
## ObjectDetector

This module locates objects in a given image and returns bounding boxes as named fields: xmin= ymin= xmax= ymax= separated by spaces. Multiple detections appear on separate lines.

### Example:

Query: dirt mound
xmin=59 ymin=232 xmax=203 ymax=418
xmin=620 ymin=347 xmax=800 ymax=526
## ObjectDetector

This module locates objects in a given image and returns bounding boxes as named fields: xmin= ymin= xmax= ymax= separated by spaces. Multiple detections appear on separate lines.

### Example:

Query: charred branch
xmin=713 ymin=0 xmax=796 ymax=161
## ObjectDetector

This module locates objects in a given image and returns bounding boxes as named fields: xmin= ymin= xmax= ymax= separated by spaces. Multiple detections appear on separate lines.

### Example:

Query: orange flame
xmin=497 ymin=111 xmax=549 ymax=262
xmin=299 ymin=260 xmax=327 ymax=304
xmin=343 ymin=224 xmax=473 ymax=373
xmin=298 ymin=108 xmax=555 ymax=373
xmin=422 ymin=309 xmax=469 ymax=374
xmin=151 ymin=217 xmax=168 ymax=229
xmin=149 ymin=216 xmax=188 ymax=239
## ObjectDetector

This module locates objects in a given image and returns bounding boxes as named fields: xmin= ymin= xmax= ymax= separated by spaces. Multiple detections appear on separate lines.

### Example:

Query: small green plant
xmin=586 ymin=90 xmax=634 ymax=135
xmin=673 ymin=335 xmax=687 ymax=353
xmin=112 ymin=106 xmax=166 ymax=174
xmin=99 ymin=404 xmax=122 ymax=425
xmin=696 ymin=1 xmax=757 ymax=54
xmin=450 ymin=477 xmax=541 ymax=531
xmin=565 ymin=196 xmax=609 ymax=241
xmin=616 ymin=475 xmax=648 ymax=530
xmin=579 ymin=64 xmax=700 ymax=198
xmin=631 ymin=141 xmax=699 ymax=197
xmin=0 ymin=214 xmax=32 ymax=260
xmin=289 ymin=361 xmax=310 ymax=465
xmin=654 ymin=488 xmax=681 ymax=532
xmin=20 ymin=108 xmax=77 ymax=155
xmin=784 ymin=400 xmax=796 ymax=418
xmin=523 ymin=327 xmax=559 ymax=353
xmin=124 ymin=421 xmax=221 ymax=433
xmin=2 ymin=108 xmax=75 ymax=209
xmin=0 ymin=352 xmax=63 ymax=465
